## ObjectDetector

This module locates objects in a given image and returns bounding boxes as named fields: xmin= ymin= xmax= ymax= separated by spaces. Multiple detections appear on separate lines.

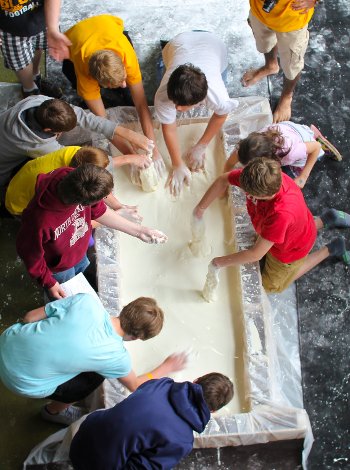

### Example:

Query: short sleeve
xmin=227 ymin=169 xmax=242 ymax=187
xmin=91 ymin=200 xmax=107 ymax=220
xmin=100 ymin=348 xmax=132 ymax=378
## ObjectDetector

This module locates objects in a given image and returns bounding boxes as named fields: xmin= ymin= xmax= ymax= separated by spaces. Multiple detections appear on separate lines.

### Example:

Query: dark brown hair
xmin=57 ymin=164 xmax=113 ymax=205
xmin=239 ymin=157 xmax=282 ymax=197
xmin=35 ymin=99 xmax=77 ymax=132
xmin=167 ymin=63 xmax=208 ymax=106
xmin=237 ymin=128 xmax=290 ymax=166
xmin=196 ymin=373 xmax=234 ymax=412
xmin=119 ymin=297 xmax=164 ymax=340
xmin=70 ymin=146 xmax=109 ymax=169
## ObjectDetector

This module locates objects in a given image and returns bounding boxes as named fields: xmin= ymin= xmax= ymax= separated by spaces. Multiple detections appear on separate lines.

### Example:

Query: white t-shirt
xmin=155 ymin=31 xmax=238 ymax=125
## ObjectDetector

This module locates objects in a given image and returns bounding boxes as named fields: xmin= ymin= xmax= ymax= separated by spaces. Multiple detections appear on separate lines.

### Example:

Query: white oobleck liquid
xmin=111 ymin=122 xmax=250 ymax=415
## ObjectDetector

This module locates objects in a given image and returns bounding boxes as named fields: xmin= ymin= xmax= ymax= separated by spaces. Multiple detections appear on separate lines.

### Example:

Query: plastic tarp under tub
xmin=23 ymin=97 xmax=313 ymax=469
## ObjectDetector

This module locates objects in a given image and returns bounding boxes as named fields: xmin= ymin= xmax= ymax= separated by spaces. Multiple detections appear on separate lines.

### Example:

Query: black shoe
xmin=35 ymin=75 xmax=63 ymax=99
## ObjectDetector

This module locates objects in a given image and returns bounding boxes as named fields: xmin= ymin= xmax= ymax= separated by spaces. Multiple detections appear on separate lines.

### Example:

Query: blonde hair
xmin=70 ymin=146 xmax=109 ymax=169
xmin=88 ymin=50 xmax=125 ymax=88
xmin=119 ymin=297 xmax=164 ymax=340
xmin=239 ymin=157 xmax=282 ymax=197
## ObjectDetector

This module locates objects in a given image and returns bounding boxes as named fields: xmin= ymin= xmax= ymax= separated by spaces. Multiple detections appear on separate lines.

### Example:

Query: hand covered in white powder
xmin=193 ymin=205 xmax=205 ymax=220
xmin=152 ymin=148 xmax=166 ymax=178
xmin=162 ymin=352 xmax=189 ymax=374
xmin=138 ymin=228 xmax=168 ymax=244
xmin=130 ymin=164 xmax=141 ymax=186
xmin=184 ymin=143 xmax=207 ymax=171
xmin=116 ymin=205 xmax=143 ymax=224
xmin=131 ymin=154 xmax=152 ymax=169
xmin=166 ymin=164 xmax=192 ymax=197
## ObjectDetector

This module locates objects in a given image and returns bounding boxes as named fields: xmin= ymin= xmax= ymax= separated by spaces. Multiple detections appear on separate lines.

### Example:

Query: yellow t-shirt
xmin=5 ymin=146 xmax=80 ymax=215
xmin=250 ymin=0 xmax=314 ymax=33
xmin=65 ymin=15 xmax=142 ymax=101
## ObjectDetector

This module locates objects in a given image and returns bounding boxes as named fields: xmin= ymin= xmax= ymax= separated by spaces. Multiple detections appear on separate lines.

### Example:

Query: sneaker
xmin=40 ymin=404 xmax=86 ymax=426
xmin=310 ymin=124 xmax=343 ymax=161
xmin=35 ymin=75 xmax=63 ymax=99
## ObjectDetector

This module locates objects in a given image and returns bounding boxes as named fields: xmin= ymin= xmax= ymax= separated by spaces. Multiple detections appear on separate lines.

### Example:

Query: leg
xmin=242 ymin=46 xmax=280 ymax=87
xmin=42 ymin=372 xmax=105 ymax=425
xmin=15 ymin=63 xmax=37 ymax=90
xmin=273 ymin=73 xmax=300 ymax=123
xmin=274 ymin=27 xmax=309 ymax=122
xmin=242 ymin=12 xmax=279 ymax=87
xmin=292 ymin=246 xmax=329 ymax=280
xmin=31 ymin=49 xmax=43 ymax=77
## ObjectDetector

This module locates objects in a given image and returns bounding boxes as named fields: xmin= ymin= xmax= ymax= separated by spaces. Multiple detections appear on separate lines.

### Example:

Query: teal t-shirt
xmin=0 ymin=294 xmax=131 ymax=398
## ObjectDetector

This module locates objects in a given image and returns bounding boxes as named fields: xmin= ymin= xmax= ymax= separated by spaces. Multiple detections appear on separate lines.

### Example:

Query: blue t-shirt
xmin=0 ymin=294 xmax=131 ymax=398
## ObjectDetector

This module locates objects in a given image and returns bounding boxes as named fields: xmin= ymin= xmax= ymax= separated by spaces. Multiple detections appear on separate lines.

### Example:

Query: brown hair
xmin=119 ymin=297 xmax=164 ymax=340
xmin=196 ymin=373 xmax=234 ymax=412
xmin=88 ymin=50 xmax=125 ymax=88
xmin=237 ymin=127 xmax=290 ymax=166
xmin=70 ymin=146 xmax=109 ymax=169
xmin=167 ymin=63 xmax=208 ymax=106
xmin=57 ymin=164 xmax=113 ymax=205
xmin=239 ymin=157 xmax=282 ymax=197
xmin=35 ymin=99 xmax=77 ymax=132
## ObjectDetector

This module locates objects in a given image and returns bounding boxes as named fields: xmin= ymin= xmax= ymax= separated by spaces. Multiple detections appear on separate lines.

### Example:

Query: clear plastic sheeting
xmin=23 ymin=97 xmax=313 ymax=469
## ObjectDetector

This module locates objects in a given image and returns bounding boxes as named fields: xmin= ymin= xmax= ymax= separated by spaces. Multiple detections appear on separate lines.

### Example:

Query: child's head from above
xmin=237 ymin=127 xmax=287 ymax=166
xmin=57 ymin=164 xmax=113 ymax=206
xmin=239 ymin=157 xmax=282 ymax=198
xmin=119 ymin=297 xmax=164 ymax=341
xmin=167 ymin=63 xmax=208 ymax=110
xmin=195 ymin=372 xmax=234 ymax=412
xmin=89 ymin=50 xmax=127 ymax=88
xmin=35 ymin=99 xmax=77 ymax=133
xmin=71 ymin=146 xmax=109 ymax=169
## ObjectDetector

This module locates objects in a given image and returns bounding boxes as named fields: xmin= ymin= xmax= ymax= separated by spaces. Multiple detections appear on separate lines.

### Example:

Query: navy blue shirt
xmin=70 ymin=378 xmax=210 ymax=470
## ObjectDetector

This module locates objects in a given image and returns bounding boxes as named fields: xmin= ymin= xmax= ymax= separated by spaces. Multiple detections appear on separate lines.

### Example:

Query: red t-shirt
xmin=228 ymin=170 xmax=317 ymax=263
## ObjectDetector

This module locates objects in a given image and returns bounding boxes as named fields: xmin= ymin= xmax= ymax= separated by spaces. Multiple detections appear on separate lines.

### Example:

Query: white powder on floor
xmin=110 ymin=122 xmax=250 ymax=415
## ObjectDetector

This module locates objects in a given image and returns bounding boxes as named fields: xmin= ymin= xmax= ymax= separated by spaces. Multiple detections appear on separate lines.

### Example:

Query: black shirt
xmin=0 ymin=0 xmax=45 ymax=37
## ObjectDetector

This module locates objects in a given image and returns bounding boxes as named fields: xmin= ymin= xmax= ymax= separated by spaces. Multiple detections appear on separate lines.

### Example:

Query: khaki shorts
xmin=262 ymin=252 xmax=307 ymax=293
xmin=248 ymin=11 xmax=309 ymax=80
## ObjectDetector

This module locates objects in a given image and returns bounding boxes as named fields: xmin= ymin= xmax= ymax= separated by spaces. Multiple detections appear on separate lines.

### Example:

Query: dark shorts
xmin=46 ymin=372 xmax=105 ymax=404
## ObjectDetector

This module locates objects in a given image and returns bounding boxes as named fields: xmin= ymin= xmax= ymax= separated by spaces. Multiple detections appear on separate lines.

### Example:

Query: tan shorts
xmin=248 ymin=11 xmax=309 ymax=80
xmin=262 ymin=252 xmax=307 ymax=293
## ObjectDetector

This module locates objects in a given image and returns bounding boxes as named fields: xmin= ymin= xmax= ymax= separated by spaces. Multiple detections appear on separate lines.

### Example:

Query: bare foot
xmin=242 ymin=64 xmax=279 ymax=87
xmin=273 ymin=95 xmax=293 ymax=123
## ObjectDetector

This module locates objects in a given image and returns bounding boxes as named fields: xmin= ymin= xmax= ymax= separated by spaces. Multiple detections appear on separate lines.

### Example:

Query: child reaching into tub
xmin=16 ymin=164 xmax=167 ymax=300
xmin=224 ymin=122 xmax=342 ymax=189
xmin=194 ymin=158 xmax=350 ymax=297
xmin=5 ymin=145 xmax=143 ymax=221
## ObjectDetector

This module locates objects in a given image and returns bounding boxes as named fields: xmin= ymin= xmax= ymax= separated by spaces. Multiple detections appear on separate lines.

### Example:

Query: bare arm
xmin=194 ymin=173 xmax=230 ymax=218
xmin=294 ymin=141 xmax=322 ymax=188
xmin=22 ymin=306 xmax=47 ymax=323
xmin=162 ymin=122 xmax=182 ymax=167
xmin=118 ymin=352 xmax=188 ymax=392
xmin=44 ymin=0 xmax=71 ymax=61
xmin=96 ymin=206 xmax=167 ymax=243
xmin=129 ymin=82 xmax=161 ymax=159
xmin=213 ymin=236 xmax=274 ymax=268
xmin=197 ymin=113 xmax=228 ymax=146
xmin=84 ymin=98 xmax=107 ymax=118
xmin=104 ymin=193 xmax=122 ymax=211
xmin=291 ymin=0 xmax=316 ymax=13
xmin=224 ymin=149 xmax=239 ymax=173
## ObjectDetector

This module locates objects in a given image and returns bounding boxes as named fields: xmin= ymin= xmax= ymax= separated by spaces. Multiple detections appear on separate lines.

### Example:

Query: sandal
xmin=310 ymin=124 xmax=343 ymax=161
